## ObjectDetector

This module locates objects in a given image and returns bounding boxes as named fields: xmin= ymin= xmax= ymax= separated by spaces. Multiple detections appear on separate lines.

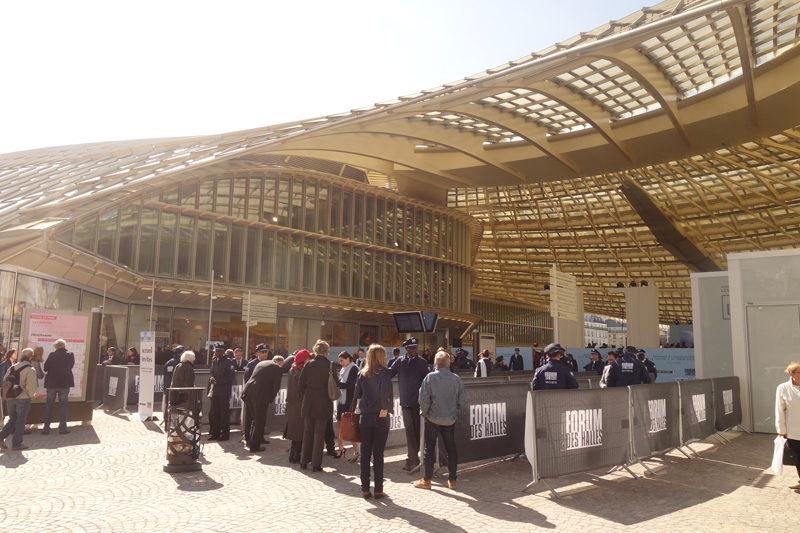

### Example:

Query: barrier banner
xmin=435 ymin=381 xmax=529 ymax=466
xmin=712 ymin=376 xmax=742 ymax=431
xmin=577 ymin=378 xmax=592 ymax=390
xmin=264 ymin=374 xmax=290 ymax=434
xmin=135 ymin=331 xmax=156 ymax=420
xmin=195 ymin=371 xmax=245 ymax=425
xmin=531 ymin=387 xmax=630 ymax=479
xmin=678 ymin=379 xmax=715 ymax=444
xmin=103 ymin=366 xmax=129 ymax=413
xmin=124 ymin=366 xmax=165 ymax=407
xmin=630 ymin=382 xmax=680 ymax=458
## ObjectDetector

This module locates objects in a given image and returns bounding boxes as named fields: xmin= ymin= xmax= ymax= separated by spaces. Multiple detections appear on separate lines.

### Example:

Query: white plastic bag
xmin=773 ymin=435 xmax=787 ymax=475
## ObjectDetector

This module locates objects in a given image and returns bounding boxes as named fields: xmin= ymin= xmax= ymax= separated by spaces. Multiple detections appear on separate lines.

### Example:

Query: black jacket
xmin=455 ymin=355 xmax=474 ymax=370
xmin=531 ymin=359 xmax=579 ymax=390
xmin=475 ymin=358 xmax=493 ymax=377
xmin=390 ymin=353 xmax=429 ymax=408
xmin=283 ymin=368 xmax=305 ymax=441
xmin=607 ymin=354 xmax=651 ymax=387
xmin=244 ymin=357 xmax=260 ymax=383
xmin=299 ymin=355 xmax=334 ymax=420
xmin=509 ymin=353 xmax=524 ymax=371
xmin=43 ymin=347 xmax=75 ymax=389
xmin=232 ymin=357 xmax=248 ymax=372
xmin=241 ymin=360 xmax=282 ymax=405
xmin=642 ymin=358 xmax=657 ymax=382
xmin=163 ymin=356 xmax=179 ymax=390
xmin=355 ymin=367 xmax=393 ymax=415
xmin=584 ymin=360 xmax=606 ymax=376
xmin=210 ymin=356 xmax=234 ymax=397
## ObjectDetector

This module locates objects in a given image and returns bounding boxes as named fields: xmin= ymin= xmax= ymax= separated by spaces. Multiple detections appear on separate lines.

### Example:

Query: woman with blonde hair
xmin=776 ymin=361 xmax=800 ymax=489
xmin=299 ymin=339 xmax=335 ymax=472
xmin=354 ymin=343 xmax=393 ymax=499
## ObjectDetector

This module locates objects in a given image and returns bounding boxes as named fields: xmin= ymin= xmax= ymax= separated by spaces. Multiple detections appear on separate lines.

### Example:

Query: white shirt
xmin=775 ymin=378 xmax=800 ymax=439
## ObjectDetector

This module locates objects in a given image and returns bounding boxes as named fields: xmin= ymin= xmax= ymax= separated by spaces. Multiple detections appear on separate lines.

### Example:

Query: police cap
xmin=255 ymin=343 xmax=270 ymax=353
xmin=544 ymin=343 xmax=565 ymax=356
xmin=172 ymin=345 xmax=185 ymax=356
xmin=402 ymin=337 xmax=419 ymax=348
xmin=636 ymin=349 xmax=646 ymax=355
xmin=455 ymin=348 xmax=468 ymax=357
xmin=590 ymin=349 xmax=600 ymax=355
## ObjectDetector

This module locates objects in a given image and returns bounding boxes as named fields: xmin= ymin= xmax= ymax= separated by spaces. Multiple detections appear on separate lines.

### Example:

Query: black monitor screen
xmin=422 ymin=312 xmax=439 ymax=333
xmin=393 ymin=312 xmax=425 ymax=333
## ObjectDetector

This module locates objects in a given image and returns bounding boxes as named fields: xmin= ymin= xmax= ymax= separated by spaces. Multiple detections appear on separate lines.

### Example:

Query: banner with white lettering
xmin=531 ymin=387 xmax=630 ymax=479
xmin=678 ymin=379 xmax=715 ymax=444
xmin=103 ymin=366 xmax=129 ymax=412
xmin=134 ymin=331 xmax=156 ymax=420
xmin=711 ymin=376 xmax=742 ymax=431
xmin=630 ymin=382 xmax=680 ymax=458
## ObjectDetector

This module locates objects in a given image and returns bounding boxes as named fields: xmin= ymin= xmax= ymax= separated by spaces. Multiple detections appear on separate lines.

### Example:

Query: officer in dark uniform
xmin=209 ymin=343 xmax=235 ymax=441
xmin=637 ymin=349 xmax=657 ymax=382
xmin=565 ymin=353 xmax=578 ymax=372
xmin=163 ymin=345 xmax=184 ymax=392
xmin=390 ymin=337 xmax=429 ymax=471
xmin=242 ymin=344 xmax=271 ymax=447
xmin=606 ymin=346 xmax=651 ymax=387
xmin=454 ymin=349 xmax=474 ymax=370
xmin=531 ymin=343 xmax=579 ymax=390
xmin=583 ymin=349 xmax=606 ymax=375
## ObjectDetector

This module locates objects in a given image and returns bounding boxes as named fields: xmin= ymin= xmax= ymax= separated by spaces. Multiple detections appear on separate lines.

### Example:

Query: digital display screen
xmin=422 ymin=312 xmax=438 ymax=333
xmin=393 ymin=312 xmax=425 ymax=333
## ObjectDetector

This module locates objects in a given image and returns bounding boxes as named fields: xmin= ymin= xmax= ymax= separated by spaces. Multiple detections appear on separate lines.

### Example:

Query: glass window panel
xmin=158 ymin=212 xmax=178 ymax=276
xmin=245 ymin=227 xmax=259 ymax=286
xmin=305 ymin=182 xmax=316 ymax=233
xmin=414 ymin=210 xmax=423 ymax=255
xmin=351 ymin=248 xmax=361 ymax=299
xmin=405 ymin=257 xmax=413 ymax=303
xmin=423 ymin=260 xmax=431 ymax=306
xmin=128 ymin=304 xmax=172 ymax=364
xmin=448 ymin=218 xmax=454 ymax=260
xmin=277 ymin=178 xmax=290 ymax=227
xmin=291 ymin=180 xmax=304 ymax=230
xmin=364 ymin=196 xmax=374 ymax=245
xmin=448 ymin=265 xmax=454 ymax=308
xmin=433 ymin=262 xmax=440 ymax=308
xmin=433 ymin=215 xmax=441 ymax=259
xmin=302 ymin=238 xmax=314 ymax=292
xmin=97 ymin=210 xmax=118 ymax=260
xmin=316 ymin=241 xmax=327 ymax=293
xmin=263 ymin=177 xmax=277 ymax=223
xmin=260 ymin=231 xmax=275 ymax=287
xmin=213 ymin=222 xmax=228 ymax=283
xmin=81 ymin=292 xmax=128 ymax=358
xmin=353 ymin=193 xmax=364 ymax=242
xmin=163 ymin=187 xmax=179 ymax=205
xmin=138 ymin=208 xmax=158 ymax=274
xmin=342 ymin=190 xmax=353 ymax=240
xmin=177 ymin=216 xmax=195 ymax=278
xmin=215 ymin=179 xmax=231 ymax=216
xmin=340 ymin=245 xmax=351 ymax=297
xmin=330 ymin=187 xmax=341 ymax=237
xmin=229 ymin=224 xmax=245 ymax=284
xmin=424 ymin=212 xmax=432 ymax=257
xmin=275 ymin=233 xmax=288 ymax=289
xmin=195 ymin=218 xmax=212 ymax=280
xmin=181 ymin=183 xmax=198 ymax=209
xmin=54 ymin=226 xmax=74 ymax=244
xmin=328 ymin=243 xmax=339 ymax=296
xmin=394 ymin=255 xmax=403 ymax=303
xmin=414 ymin=259 xmax=422 ymax=305
xmin=386 ymin=202 xmax=396 ymax=248
xmin=374 ymin=252 xmax=383 ymax=302
xmin=289 ymin=235 xmax=302 ymax=291
xmin=317 ymin=184 xmax=329 ymax=235
xmin=405 ymin=208 xmax=414 ymax=253
xmin=384 ymin=254 xmax=393 ymax=302
xmin=333 ymin=321 xmax=359 ymax=347
xmin=363 ymin=250 xmax=372 ymax=300
xmin=74 ymin=217 xmax=97 ymax=252
xmin=232 ymin=179 xmax=247 ymax=219
xmin=381 ymin=325 xmax=402 ymax=347
xmin=247 ymin=177 xmax=262 ymax=222
xmin=118 ymin=205 xmax=139 ymax=269
xmin=0 ymin=271 xmax=15 ymax=346
xmin=198 ymin=181 xmax=214 ymax=212
xmin=396 ymin=205 xmax=405 ymax=251
xmin=375 ymin=199 xmax=384 ymax=247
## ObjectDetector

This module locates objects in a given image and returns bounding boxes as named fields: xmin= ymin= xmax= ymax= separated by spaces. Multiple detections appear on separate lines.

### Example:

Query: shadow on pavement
xmin=170 ymin=471 xmax=224 ymax=492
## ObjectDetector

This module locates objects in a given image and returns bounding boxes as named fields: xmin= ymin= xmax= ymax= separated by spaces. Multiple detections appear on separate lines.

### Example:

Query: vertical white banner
xmin=135 ymin=331 xmax=156 ymax=421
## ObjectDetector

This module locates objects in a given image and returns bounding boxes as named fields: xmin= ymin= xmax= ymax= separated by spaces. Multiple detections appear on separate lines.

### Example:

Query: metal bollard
xmin=163 ymin=387 xmax=205 ymax=473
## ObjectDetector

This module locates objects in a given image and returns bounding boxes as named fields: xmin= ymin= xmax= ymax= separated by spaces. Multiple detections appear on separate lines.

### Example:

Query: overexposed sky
xmin=0 ymin=0 xmax=650 ymax=155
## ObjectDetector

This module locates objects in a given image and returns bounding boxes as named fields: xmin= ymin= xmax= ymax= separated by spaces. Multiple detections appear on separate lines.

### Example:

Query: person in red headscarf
xmin=283 ymin=348 xmax=310 ymax=463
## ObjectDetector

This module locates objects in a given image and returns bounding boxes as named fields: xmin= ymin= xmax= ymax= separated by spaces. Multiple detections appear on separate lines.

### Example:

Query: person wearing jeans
xmin=42 ymin=339 xmax=75 ymax=435
xmin=415 ymin=350 xmax=468 ymax=490
xmin=0 ymin=348 xmax=38 ymax=450
xmin=354 ymin=344 xmax=393 ymax=499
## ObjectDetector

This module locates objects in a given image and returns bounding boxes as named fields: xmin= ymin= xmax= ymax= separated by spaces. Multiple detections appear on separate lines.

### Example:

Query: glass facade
xmin=56 ymin=173 xmax=474 ymax=314
xmin=469 ymin=299 xmax=553 ymax=347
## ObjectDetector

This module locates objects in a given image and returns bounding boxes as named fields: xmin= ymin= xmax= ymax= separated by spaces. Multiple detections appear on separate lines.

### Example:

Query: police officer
xmin=390 ymin=337 xmax=429 ymax=471
xmin=163 ymin=345 xmax=184 ymax=392
xmin=531 ymin=343 xmax=579 ymax=390
xmin=208 ymin=343 xmax=235 ymax=441
xmin=454 ymin=349 xmax=474 ymax=370
xmin=606 ymin=346 xmax=651 ymax=387
xmin=583 ymin=349 xmax=606 ymax=375
xmin=637 ymin=349 xmax=657 ymax=382
xmin=242 ymin=344 xmax=271 ymax=447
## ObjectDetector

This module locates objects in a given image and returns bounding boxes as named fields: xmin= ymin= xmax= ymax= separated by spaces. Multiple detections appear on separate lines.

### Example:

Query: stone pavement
xmin=0 ymin=411 xmax=796 ymax=532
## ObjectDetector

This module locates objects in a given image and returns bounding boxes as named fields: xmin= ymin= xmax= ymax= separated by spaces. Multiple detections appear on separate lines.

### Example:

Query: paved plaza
xmin=0 ymin=411 xmax=795 ymax=532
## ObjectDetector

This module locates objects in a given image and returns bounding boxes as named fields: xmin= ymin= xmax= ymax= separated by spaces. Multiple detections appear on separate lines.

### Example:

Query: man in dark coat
xmin=208 ymin=343 xmax=235 ymax=441
xmin=454 ymin=349 xmax=474 ymax=370
xmin=509 ymin=348 xmax=524 ymax=371
xmin=583 ymin=349 xmax=606 ymax=376
xmin=607 ymin=346 xmax=651 ymax=388
xmin=163 ymin=345 xmax=184 ymax=392
xmin=390 ymin=337 xmax=429 ymax=471
xmin=241 ymin=356 xmax=284 ymax=452
xmin=637 ymin=349 xmax=657 ymax=382
xmin=232 ymin=348 xmax=247 ymax=372
xmin=42 ymin=339 xmax=75 ymax=435
xmin=242 ymin=344 xmax=271 ymax=447
xmin=531 ymin=343 xmax=579 ymax=390
xmin=299 ymin=345 xmax=335 ymax=471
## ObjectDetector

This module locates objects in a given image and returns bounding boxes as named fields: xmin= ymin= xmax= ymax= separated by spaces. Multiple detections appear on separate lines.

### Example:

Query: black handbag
xmin=784 ymin=442 xmax=798 ymax=466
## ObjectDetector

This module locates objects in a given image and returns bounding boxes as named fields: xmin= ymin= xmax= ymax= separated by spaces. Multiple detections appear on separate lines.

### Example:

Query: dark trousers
xmin=788 ymin=438 xmax=800 ymax=478
xmin=424 ymin=420 xmax=458 ymax=481
xmin=325 ymin=416 xmax=336 ymax=453
xmin=290 ymin=440 xmax=303 ymax=462
xmin=301 ymin=418 xmax=326 ymax=467
xmin=209 ymin=394 xmax=231 ymax=438
xmin=402 ymin=406 xmax=421 ymax=465
xmin=245 ymin=397 xmax=268 ymax=450
xmin=360 ymin=415 xmax=390 ymax=492
xmin=242 ymin=403 xmax=253 ymax=445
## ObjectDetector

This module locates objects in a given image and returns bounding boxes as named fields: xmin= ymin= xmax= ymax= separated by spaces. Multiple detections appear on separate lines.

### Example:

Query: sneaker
xmin=414 ymin=479 xmax=431 ymax=489
xmin=789 ymin=482 xmax=800 ymax=490
xmin=446 ymin=480 xmax=457 ymax=490
xmin=12 ymin=444 xmax=28 ymax=451
xmin=59 ymin=429 xmax=70 ymax=435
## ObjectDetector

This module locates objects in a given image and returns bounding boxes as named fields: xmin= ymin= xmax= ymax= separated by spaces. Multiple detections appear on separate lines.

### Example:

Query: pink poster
xmin=25 ymin=311 xmax=90 ymax=400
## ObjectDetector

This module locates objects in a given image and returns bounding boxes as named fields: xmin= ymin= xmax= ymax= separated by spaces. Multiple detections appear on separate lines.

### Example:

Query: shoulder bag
xmin=338 ymin=395 xmax=361 ymax=443
xmin=327 ymin=361 xmax=341 ymax=401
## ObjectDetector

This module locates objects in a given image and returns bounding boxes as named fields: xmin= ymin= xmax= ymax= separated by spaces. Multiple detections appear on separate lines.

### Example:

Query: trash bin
xmin=164 ymin=386 xmax=205 ymax=473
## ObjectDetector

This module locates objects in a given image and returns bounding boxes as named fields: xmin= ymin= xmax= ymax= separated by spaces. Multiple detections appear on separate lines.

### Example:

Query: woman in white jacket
xmin=776 ymin=361 xmax=800 ymax=489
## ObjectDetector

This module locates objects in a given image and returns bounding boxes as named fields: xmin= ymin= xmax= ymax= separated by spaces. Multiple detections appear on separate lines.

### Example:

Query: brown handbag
xmin=338 ymin=395 xmax=361 ymax=443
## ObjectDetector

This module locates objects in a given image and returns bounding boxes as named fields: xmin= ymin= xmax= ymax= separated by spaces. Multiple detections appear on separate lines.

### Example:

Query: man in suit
xmin=208 ymin=343 xmax=235 ymax=441
xmin=242 ymin=344 xmax=271 ymax=446
xmin=42 ymin=339 xmax=75 ymax=435
xmin=509 ymin=348 xmax=524 ymax=371
xmin=232 ymin=348 xmax=247 ymax=372
xmin=241 ymin=355 xmax=284 ymax=452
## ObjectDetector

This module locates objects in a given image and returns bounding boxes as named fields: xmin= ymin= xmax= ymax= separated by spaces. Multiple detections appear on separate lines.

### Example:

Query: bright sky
xmin=0 ymin=0 xmax=650 ymax=155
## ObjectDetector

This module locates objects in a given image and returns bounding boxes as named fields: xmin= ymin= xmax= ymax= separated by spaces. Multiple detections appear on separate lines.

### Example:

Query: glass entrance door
xmin=746 ymin=304 xmax=800 ymax=433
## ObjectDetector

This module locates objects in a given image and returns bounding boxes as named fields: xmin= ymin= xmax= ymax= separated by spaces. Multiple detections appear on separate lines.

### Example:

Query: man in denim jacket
xmin=414 ymin=351 xmax=468 ymax=490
